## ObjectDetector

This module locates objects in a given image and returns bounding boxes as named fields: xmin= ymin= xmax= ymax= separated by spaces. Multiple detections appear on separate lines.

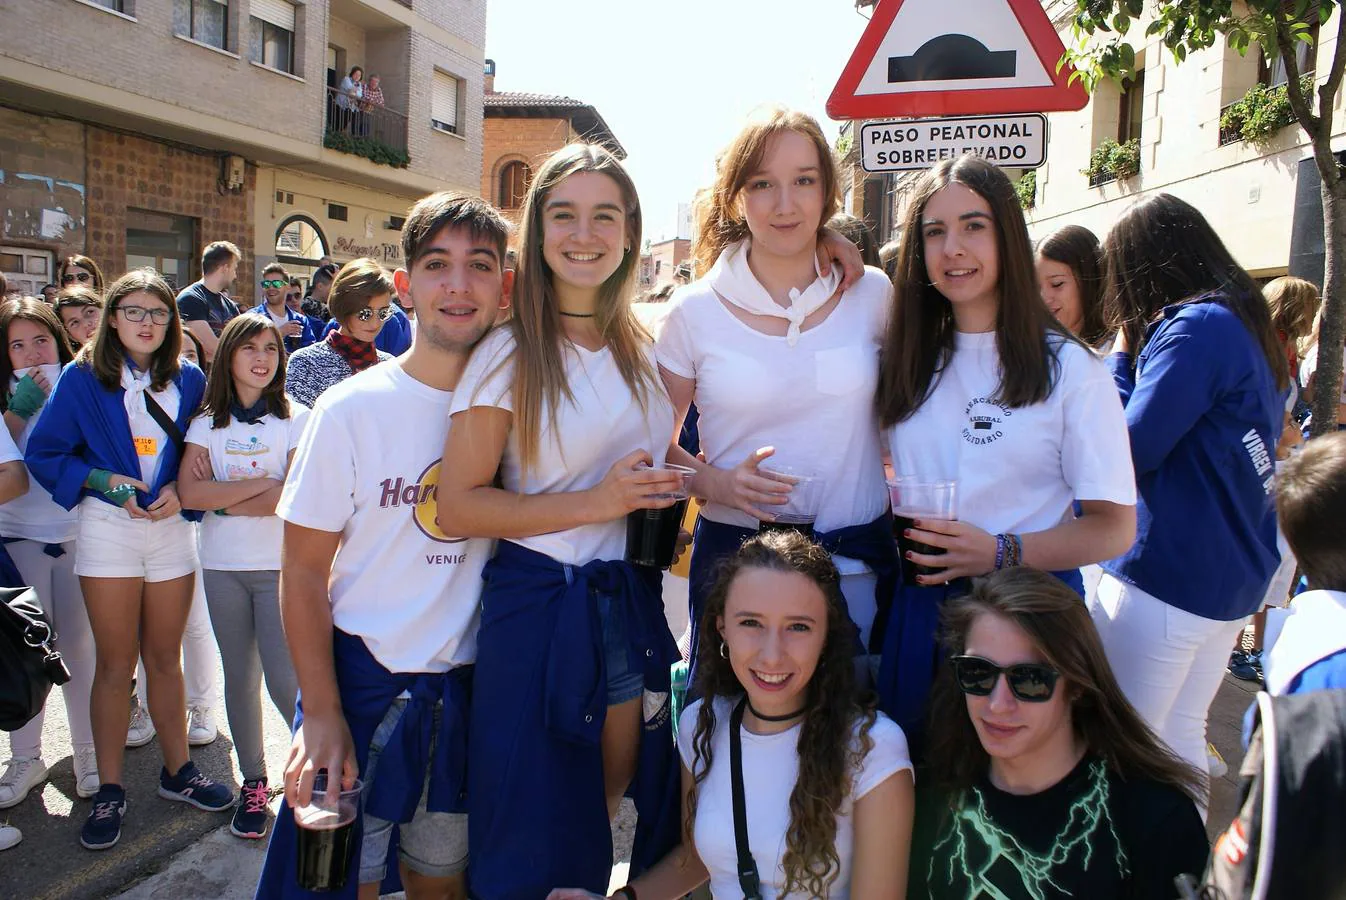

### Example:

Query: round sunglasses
xmin=355 ymin=305 xmax=395 ymax=322
xmin=61 ymin=271 xmax=92 ymax=285
xmin=950 ymin=655 xmax=1060 ymax=702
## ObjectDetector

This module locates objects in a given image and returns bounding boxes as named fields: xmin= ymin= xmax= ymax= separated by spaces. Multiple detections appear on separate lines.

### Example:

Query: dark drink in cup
xmin=756 ymin=468 xmax=825 ymax=543
xmin=625 ymin=464 xmax=695 ymax=570
xmin=627 ymin=497 xmax=690 ymax=568
xmin=887 ymin=477 xmax=958 ymax=588
xmin=294 ymin=774 xmax=362 ymax=892
xmin=893 ymin=511 xmax=951 ymax=586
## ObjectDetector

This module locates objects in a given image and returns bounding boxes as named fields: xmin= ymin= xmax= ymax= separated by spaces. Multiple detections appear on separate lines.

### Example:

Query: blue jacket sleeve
xmin=1118 ymin=319 xmax=1225 ymax=477
xmin=1107 ymin=351 xmax=1135 ymax=404
xmin=26 ymin=366 xmax=96 ymax=510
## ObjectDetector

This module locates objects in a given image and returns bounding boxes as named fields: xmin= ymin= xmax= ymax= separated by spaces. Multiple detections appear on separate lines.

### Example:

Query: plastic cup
xmin=294 ymin=774 xmax=363 ymax=892
xmin=758 ymin=467 xmax=827 ymax=541
xmin=625 ymin=464 xmax=696 ymax=569
xmin=888 ymin=477 xmax=958 ymax=587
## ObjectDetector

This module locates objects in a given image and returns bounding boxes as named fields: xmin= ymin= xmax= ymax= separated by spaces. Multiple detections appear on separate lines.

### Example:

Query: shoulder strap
xmin=143 ymin=392 xmax=185 ymax=456
xmin=730 ymin=696 xmax=763 ymax=900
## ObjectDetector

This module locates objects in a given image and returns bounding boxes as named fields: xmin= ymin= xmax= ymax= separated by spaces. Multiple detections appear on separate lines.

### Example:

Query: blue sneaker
xmin=157 ymin=762 xmax=234 ymax=812
xmin=81 ymin=785 xmax=126 ymax=850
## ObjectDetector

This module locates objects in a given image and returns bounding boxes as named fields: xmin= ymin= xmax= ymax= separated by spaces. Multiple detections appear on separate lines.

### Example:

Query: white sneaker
xmin=0 ymin=823 xmax=20 ymax=851
xmin=73 ymin=745 xmax=100 ymax=799
xmin=0 ymin=757 xmax=49 ymax=809
xmin=187 ymin=705 xmax=217 ymax=747
xmin=126 ymin=698 xmax=156 ymax=748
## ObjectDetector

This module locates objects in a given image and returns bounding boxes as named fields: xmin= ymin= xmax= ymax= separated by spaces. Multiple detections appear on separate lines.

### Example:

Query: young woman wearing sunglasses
xmin=284 ymin=258 xmax=395 ymax=407
xmin=909 ymin=567 xmax=1208 ymax=898
xmin=57 ymin=255 xmax=106 ymax=297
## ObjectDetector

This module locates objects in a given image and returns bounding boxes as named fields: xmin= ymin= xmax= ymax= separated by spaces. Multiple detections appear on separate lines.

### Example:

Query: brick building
xmin=0 ymin=0 xmax=487 ymax=301
xmin=481 ymin=62 xmax=626 ymax=239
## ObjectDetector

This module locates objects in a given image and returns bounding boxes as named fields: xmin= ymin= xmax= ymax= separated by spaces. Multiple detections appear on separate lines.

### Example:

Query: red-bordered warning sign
xmin=827 ymin=0 xmax=1090 ymax=120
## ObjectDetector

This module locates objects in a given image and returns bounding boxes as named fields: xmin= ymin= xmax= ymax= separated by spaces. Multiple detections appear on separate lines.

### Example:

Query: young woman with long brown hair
xmin=1035 ymin=224 xmax=1110 ymax=349
xmin=438 ymin=144 xmax=684 ymax=898
xmin=57 ymin=254 xmax=106 ymax=296
xmin=0 ymin=299 xmax=98 ymax=807
xmin=26 ymin=269 xmax=234 ymax=851
xmin=178 ymin=313 xmax=305 ymax=841
xmin=550 ymin=531 xmax=915 ymax=900
xmin=874 ymin=156 xmax=1136 ymax=749
xmin=910 ymin=567 xmax=1209 ymax=897
xmin=1090 ymin=194 xmax=1288 ymax=802
xmin=658 ymin=107 xmax=895 ymax=667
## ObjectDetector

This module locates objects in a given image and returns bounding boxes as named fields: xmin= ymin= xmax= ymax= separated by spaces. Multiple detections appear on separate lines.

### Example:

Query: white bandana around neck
xmin=707 ymin=240 xmax=841 ymax=347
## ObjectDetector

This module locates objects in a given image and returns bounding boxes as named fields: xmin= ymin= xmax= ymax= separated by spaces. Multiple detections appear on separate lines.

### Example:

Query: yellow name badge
xmin=134 ymin=436 xmax=158 ymax=457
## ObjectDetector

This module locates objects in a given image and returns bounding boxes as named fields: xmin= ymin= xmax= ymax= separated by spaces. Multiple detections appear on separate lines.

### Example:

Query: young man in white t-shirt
xmin=255 ymin=193 xmax=512 ymax=900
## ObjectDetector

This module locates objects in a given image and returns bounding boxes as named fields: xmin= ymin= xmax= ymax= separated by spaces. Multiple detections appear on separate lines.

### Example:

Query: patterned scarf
xmin=327 ymin=329 xmax=379 ymax=373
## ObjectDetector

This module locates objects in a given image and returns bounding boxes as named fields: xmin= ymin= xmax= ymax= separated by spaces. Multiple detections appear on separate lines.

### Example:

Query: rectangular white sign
xmin=859 ymin=113 xmax=1047 ymax=172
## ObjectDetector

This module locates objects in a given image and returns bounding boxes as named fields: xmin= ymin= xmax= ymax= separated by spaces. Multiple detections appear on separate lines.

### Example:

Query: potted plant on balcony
xmin=1082 ymin=138 xmax=1141 ymax=187
xmin=1219 ymin=75 xmax=1313 ymax=146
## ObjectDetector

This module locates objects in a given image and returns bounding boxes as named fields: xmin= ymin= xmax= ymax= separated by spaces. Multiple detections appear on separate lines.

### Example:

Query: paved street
xmin=3 ymin=579 xmax=1254 ymax=898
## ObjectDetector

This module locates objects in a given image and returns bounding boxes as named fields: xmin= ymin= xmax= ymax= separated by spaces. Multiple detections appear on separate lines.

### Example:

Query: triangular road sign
xmin=828 ymin=0 xmax=1089 ymax=119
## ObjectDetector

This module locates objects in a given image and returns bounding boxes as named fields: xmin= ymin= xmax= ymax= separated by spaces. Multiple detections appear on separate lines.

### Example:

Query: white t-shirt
xmin=449 ymin=327 xmax=675 ymax=565
xmin=122 ymin=363 xmax=180 ymax=488
xmin=186 ymin=405 xmax=310 ymax=571
xmin=676 ymin=697 xmax=912 ymax=899
xmin=277 ymin=362 xmax=491 ymax=673
xmin=885 ymin=332 xmax=1136 ymax=536
xmin=1301 ymin=342 xmax=1346 ymax=404
xmin=656 ymin=269 xmax=891 ymax=543
xmin=0 ymin=370 xmax=78 ymax=543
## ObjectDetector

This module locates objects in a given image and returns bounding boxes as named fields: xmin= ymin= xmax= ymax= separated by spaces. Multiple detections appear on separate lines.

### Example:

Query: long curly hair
xmin=926 ymin=568 xmax=1206 ymax=804
xmin=687 ymin=531 xmax=876 ymax=896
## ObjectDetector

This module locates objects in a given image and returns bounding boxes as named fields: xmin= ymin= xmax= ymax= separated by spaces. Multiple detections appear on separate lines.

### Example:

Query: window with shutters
xmin=431 ymin=71 xmax=460 ymax=135
xmin=174 ymin=0 xmax=228 ymax=49
xmin=249 ymin=0 xmax=295 ymax=74
xmin=498 ymin=161 xmax=531 ymax=209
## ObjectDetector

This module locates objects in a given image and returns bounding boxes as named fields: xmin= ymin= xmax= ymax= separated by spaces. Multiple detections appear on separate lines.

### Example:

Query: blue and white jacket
xmin=1104 ymin=296 xmax=1283 ymax=620
xmin=25 ymin=360 xmax=206 ymax=521
xmin=250 ymin=302 xmax=319 ymax=353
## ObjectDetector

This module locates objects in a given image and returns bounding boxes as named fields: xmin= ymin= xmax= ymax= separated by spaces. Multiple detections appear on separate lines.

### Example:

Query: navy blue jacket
xmin=250 ymin=303 xmax=319 ymax=353
xmin=26 ymin=361 xmax=205 ymax=520
xmin=1103 ymin=298 xmax=1282 ymax=620
xmin=322 ymin=305 xmax=412 ymax=356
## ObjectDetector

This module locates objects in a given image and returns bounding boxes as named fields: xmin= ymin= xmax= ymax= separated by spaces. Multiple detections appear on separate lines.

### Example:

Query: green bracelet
xmin=104 ymin=483 xmax=137 ymax=505
xmin=86 ymin=468 xmax=114 ymax=493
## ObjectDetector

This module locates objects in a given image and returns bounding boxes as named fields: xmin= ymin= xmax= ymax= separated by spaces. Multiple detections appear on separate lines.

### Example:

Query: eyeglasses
xmin=355 ymin=306 xmax=395 ymax=322
xmin=116 ymin=305 xmax=172 ymax=325
xmin=261 ymin=279 xmax=288 ymax=289
xmin=950 ymin=655 xmax=1060 ymax=703
xmin=61 ymin=272 xmax=92 ymax=285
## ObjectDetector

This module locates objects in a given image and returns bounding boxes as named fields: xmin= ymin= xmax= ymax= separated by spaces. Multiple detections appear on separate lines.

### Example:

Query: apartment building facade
xmin=0 ymin=0 xmax=486 ymax=300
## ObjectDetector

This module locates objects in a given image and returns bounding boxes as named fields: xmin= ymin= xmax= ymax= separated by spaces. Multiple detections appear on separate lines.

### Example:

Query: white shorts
xmin=74 ymin=498 xmax=198 ymax=582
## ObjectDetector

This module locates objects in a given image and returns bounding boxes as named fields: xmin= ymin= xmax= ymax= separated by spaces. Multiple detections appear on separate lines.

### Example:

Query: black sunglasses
xmin=61 ymin=272 xmax=92 ymax=285
xmin=355 ymin=305 xmax=395 ymax=322
xmin=950 ymin=655 xmax=1060 ymax=702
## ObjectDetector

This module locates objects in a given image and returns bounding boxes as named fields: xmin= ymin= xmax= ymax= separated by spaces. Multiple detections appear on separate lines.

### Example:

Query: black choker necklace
xmin=559 ymin=310 xmax=595 ymax=318
xmin=747 ymin=701 xmax=808 ymax=723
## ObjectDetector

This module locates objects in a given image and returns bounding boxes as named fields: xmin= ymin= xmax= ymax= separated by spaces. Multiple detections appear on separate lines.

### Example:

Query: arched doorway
xmin=274 ymin=215 xmax=329 ymax=286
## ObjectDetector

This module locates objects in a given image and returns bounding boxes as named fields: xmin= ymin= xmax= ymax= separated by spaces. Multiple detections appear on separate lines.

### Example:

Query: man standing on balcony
xmin=177 ymin=241 xmax=242 ymax=365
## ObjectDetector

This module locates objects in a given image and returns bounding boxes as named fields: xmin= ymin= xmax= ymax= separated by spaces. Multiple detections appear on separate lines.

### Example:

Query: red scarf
xmin=327 ymin=329 xmax=379 ymax=372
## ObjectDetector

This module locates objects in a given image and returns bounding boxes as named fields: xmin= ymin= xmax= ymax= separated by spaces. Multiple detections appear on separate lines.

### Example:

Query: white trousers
xmin=1088 ymin=573 xmax=1247 ymax=816
xmin=6 ymin=539 xmax=94 ymax=758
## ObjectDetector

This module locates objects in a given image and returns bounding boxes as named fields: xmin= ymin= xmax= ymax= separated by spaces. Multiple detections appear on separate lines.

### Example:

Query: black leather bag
xmin=0 ymin=585 xmax=71 ymax=732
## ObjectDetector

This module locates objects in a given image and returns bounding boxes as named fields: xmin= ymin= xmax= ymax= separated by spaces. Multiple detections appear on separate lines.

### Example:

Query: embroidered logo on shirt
xmin=962 ymin=397 xmax=1011 ymax=446
xmin=226 ymin=459 xmax=269 ymax=481
xmin=378 ymin=460 xmax=468 ymax=545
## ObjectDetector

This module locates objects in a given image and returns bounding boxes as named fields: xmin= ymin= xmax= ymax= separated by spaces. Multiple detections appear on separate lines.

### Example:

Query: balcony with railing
xmin=1219 ymin=100 xmax=1244 ymax=146
xmin=323 ymin=85 xmax=409 ymax=168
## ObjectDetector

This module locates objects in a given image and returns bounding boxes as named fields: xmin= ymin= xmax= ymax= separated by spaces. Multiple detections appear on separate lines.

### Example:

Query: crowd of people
xmin=0 ymin=104 xmax=1343 ymax=900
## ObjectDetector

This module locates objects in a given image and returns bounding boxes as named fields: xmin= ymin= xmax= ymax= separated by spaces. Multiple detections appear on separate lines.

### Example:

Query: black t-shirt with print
xmin=176 ymin=281 xmax=240 ymax=336
xmin=909 ymin=755 xmax=1210 ymax=900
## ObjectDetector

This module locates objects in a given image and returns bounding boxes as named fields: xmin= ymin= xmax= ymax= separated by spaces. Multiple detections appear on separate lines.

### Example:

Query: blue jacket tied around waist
xmin=255 ymin=629 xmax=471 ymax=899
xmin=467 ymin=540 xmax=680 ymax=900
xmin=26 ymin=360 xmax=205 ymax=520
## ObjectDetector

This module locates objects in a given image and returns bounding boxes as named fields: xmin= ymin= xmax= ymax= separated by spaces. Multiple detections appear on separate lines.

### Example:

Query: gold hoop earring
xmin=719 ymin=641 xmax=729 ymax=659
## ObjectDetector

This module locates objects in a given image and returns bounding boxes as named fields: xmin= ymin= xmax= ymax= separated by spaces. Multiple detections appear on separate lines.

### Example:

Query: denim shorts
xmin=359 ymin=698 xmax=469 ymax=884
xmin=597 ymin=589 xmax=644 ymax=706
